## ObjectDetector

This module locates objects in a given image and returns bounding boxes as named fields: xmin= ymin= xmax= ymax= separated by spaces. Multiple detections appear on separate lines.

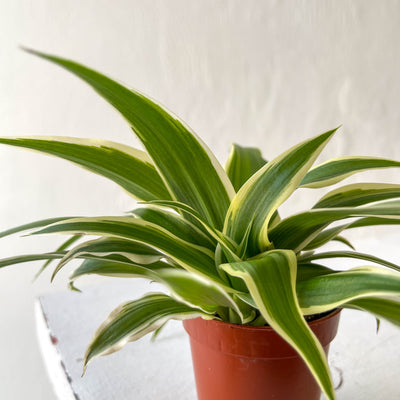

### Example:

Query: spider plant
xmin=1 ymin=49 xmax=400 ymax=400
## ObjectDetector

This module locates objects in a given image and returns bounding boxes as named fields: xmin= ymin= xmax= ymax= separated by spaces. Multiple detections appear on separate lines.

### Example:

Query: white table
xmin=35 ymin=278 xmax=400 ymax=400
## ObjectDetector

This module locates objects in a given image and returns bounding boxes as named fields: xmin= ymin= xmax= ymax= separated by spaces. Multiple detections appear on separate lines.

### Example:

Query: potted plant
xmin=1 ymin=49 xmax=400 ymax=400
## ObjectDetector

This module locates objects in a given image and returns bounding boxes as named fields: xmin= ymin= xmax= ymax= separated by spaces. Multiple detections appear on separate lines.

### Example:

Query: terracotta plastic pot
xmin=183 ymin=309 xmax=341 ymax=400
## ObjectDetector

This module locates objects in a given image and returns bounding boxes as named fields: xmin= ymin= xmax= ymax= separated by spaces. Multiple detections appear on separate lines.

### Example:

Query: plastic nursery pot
xmin=183 ymin=309 xmax=341 ymax=400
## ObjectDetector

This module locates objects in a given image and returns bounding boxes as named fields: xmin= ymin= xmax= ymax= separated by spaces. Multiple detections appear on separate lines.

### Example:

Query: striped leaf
xmin=347 ymin=216 xmax=400 ymax=229
xmin=0 ymin=247 xmax=159 ymax=271
xmin=344 ymin=297 xmax=400 ymax=328
xmin=297 ymin=266 xmax=400 ymax=314
xmin=154 ymin=269 xmax=244 ymax=318
xmin=70 ymin=259 xmax=243 ymax=321
xmin=297 ymin=263 xmax=335 ymax=281
xmin=0 ymin=137 xmax=170 ymax=201
xmin=30 ymin=216 xmax=227 ymax=285
xmin=225 ymin=144 xmax=267 ymax=191
xmin=270 ymin=199 xmax=400 ymax=252
xmin=143 ymin=200 xmax=241 ymax=262
xmin=224 ymin=129 xmax=338 ymax=256
xmin=220 ymin=250 xmax=335 ymax=400
xmin=224 ymin=145 xmax=281 ymax=235
xmin=0 ymin=252 xmax=66 ymax=269
xmin=25 ymin=48 xmax=234 ymax=229
xmin=83 ymin=293 xmax=212 ymax=370
xmin=305 ymin=216 xmax=400 ymax=250
xmin=70 ymin=258 xmax=169 ymax=280
xmin=57 ymin=237 xmax=165 ymax=273
xmin=0 ymin=217 xmax=78 ymax=239
xmin=298 ymin=250 xmax=400 ymax=272
xmin=131 ymin=205 xmax=216 ymax=250
xmin=303 ymin=223 xmax=353 ymax=251
xmin=300 ymin=156 xmax=400 ymax=188
xmin=331 ymin=236 xmax=355 ymax=250
xmin=35 ymin=235 xmax=81 ymax=279
xmin=314 ymin=183 xmax=400 ymax=208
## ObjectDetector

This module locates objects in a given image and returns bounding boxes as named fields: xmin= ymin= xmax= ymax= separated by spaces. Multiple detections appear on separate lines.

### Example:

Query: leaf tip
xmin=68 ymin=281 xmax=82 ymax=292
xmin=19 ymin=45 xmax=42 ymax=57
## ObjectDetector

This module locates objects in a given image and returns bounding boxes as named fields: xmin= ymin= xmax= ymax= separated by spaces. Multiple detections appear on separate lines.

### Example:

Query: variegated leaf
xmin=83 ymin=293 xmax=213 ymax=370
xmin=223 ymin=129 xmax=337 ymax=256
xmin=0 ymin=217 xmax=78 ymax=239
xmin=0 ymin=137 xmax=170 ymax=201
xmin=298 ymin=250 xmax=400 ymax=272
xmin=270 ymin=199 xmax=400 ymax=252
xmin=314 ymin=183 xmax=400 ymax=208
xmin=297 ymin=263 xmax=335 ymax=281
xmin=330 ymin=235 xmax=355 ymax=250
xmin=143 ymin=200 xmax=241 ymax=261
xmin=24 ymin=48 xmax=234 ymax=229
xmin=225 ymin=144 xmax=267 ymax=191
xmin=220 ymin=250 xmax=335 ymax=400
xmin=131 ymin=205 xmax=216 ymax=250
xmin=297 ymin=266 xmax=400 ymax=314
xmin=343 ymin=297 xmax=400 ymax=328
xmin=70 ymin=259 xmax=243 ymax=321
xmin=57 ymin=237 xmax=165 ymax=274
xmin=35 ymin=234 xmax=82 ymax=279
xmin=0 ymin=252 xmax=66 ymax=269
xmin=70 ymin=258 xmax=169 ymax=281
xmin=30 ymin=216 xmax=227 ymax=286
xmin=301 ymin=156 xmax=400 ymax=188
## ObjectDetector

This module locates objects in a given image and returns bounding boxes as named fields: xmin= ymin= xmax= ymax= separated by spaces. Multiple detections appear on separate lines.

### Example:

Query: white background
xmin=0 ymin=1 xmax=399 ymax=399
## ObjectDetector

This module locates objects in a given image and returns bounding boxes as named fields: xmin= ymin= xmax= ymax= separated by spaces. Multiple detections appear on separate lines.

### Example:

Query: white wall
xmin=0 ymin=1 xmax=399 ymax=398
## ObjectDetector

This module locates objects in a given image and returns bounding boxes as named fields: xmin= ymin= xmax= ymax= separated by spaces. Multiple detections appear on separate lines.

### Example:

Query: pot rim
xmin=183 ymin=308 xmax=342 ymax=359
xmin=195 ymin=308 xmax=341 ymax=332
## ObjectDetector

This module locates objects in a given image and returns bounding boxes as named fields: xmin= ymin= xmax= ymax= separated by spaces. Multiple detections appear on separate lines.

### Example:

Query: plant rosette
xmin=1 ymin=49 xmax=400 ymax=400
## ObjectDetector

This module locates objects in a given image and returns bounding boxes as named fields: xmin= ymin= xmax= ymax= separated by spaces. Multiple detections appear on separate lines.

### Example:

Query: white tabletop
xmin=36 ymin=277 xmax=400 ymax=400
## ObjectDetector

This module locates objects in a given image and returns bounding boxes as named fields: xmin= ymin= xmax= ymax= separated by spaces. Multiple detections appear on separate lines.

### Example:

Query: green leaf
xmin=131 ymin=205 xmax=216 ymax=250
xmin=314 ymin=183 xmax=400 ymax=208
xmin=150 ymin=323 xmax=167 ymax=342
xmin=70 ymin=258 xmax=169 ymax=281
xmin=298 ymin=250 xmax=400 ymax=273
xmin=57 ymin=236 xmax=165 ymax=273
xmin=143 ymin=200 xmax=241 ymax=262
xmin=297 ymin=263 xmax=335 ymax=281
xmin=307 ymin=215 xmax=400 ymax=249
xmin=0 ymin=137 xmax=170 ymax=201
xmin=223 ymin=143 xmax=280 ymax=254
xmin=34 ymin=234 xmax=81 ymax=280
xmin=223 ymin=128 xmax=337 ymax=256
xmin=297 ymin=266 xmax=400 ymax=315
xmin=70 ymin=258 xmax=242 ymax=321
xmin=31 ymin=216 xmax=226 ymax=285
xmin=303 ymin=223 xmax=353 ymax=251
xmin=300 ymin=156 xmax=400 ymax=188
xmin=344 ymin=297 xmax=400 ymax=328
xmin=270 ymin=199 xmax=400 ymax=252
xmin=25 ymin=48 xmax=234 ymax=229
xmin=155 ymin=269 xmax=243 ymax=318
xmin=0 ymin=252 xmax=66 ymax=269
xmin=0 ymin=217 xmax=78 ymax=239
xmin=220 ymin=250 xmax=335 ymax=400
xmin=330 ymin=235 xmax=355 ymax=250
xmin=347 ymin=216 xmax=400 ymax=229
xmin=83 ymin=293 xmax=212 ymax=371
xmin=225 ymin=144 xmax=267 ymax=191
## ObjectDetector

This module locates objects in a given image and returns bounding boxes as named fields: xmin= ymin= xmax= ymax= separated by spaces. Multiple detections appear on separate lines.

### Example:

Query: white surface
xmin=37 ymin=280 xmax=196 ymax=400
xmin=35 ymin=300 xmax=77 ymax=400
xmin=0 ymin=1 xmax=400 ymax=399
xmin=36 ymin=280 xmax=400 ymax=400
